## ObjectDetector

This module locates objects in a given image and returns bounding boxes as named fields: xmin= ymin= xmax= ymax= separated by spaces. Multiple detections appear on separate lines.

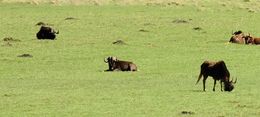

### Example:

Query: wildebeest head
xmin=229 ymin=30 xmax=245 ymax=44
xmin=224 ymin=78 xmax=237 ymax=91
xmin=104 ymin=56 xmax=117 ymax=71
xmin=36 ymin=26 xmax=59 ymax=40
xmin=243 ymin=34 xmax=254 ymax=44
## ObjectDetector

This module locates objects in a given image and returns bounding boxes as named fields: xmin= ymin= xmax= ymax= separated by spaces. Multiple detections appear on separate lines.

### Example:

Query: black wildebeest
xmin=36 ymin=26 xmax=59 ymax=40
xmin=104 ymin=56 xmax=137 ymax=71
xmin=244 ymin=34 xmax=260 ymax=45
xmin=196 ymin=60 xmax=237 ymax=92
xmin=229 ymin=30 xmax=246 ymax=44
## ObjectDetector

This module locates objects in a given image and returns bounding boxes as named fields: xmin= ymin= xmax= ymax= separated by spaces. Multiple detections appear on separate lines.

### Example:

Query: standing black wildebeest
xmin=196 ymin=60 xmax=237 ymax=92
xmin=36 ymin=25 xmax=59 ymax=40
xmin=104 ymin=56 xmax=137 ymax=71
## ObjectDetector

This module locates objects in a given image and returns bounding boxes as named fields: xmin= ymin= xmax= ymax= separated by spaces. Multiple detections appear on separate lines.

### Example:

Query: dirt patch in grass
xmin=193 ymin=27 xmax=202 ymax=31
xmin=65 ymin=17 xmax=79 ymax=20
xmin=112 ymin=40 xmax=126 ymax=45
xmin=3 ymin=37 xmax=21 ymax=42
xmin=139 ymin=29 xmax=149 ymax=32
xmin=181 ymin=111 xmax=195 ymax=115
xmin=35 ymin=21 xmax=46 ymax=26
xmin=172 ymin=19 xmax=192 ymax=24
xmin=17 ymin=54 xmax=33 ymax=58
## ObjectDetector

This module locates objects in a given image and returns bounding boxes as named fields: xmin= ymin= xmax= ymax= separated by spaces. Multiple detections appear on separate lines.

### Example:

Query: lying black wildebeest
xmin=36 ymin=26 xmax=59 ymax=40
xmin=196 ymin=60 xmax=237 ymax=92
xmin=244 ymin=34 xmax=260 ymax=45
xmin=229 ymin=30 xmax=246 ymax=44
xmin=104 ymin=56 xmax=137 ymax=71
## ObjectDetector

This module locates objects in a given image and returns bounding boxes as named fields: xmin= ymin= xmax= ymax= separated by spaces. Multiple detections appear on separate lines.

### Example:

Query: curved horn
xmin=230 ymin=77 xmax=234 ymax=82
xmin=233 ymin=78 xmax=237 ymax=84
xmin=104 ymin=57 xmax=108 ymax=63
xmin=112 ymin=56 xmax=117 ymax=61
xmin=56 ymin=30 xmax=59 ymax=34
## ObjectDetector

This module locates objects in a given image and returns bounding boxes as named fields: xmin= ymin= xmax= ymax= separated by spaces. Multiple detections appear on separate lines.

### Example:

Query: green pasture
xmin=0 ymin=1 xmax=260 ymax=116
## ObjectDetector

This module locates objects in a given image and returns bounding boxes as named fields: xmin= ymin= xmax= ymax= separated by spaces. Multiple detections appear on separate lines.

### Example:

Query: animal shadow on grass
xmin=210 ymin=40 xmax=228 ymax=44
xmin=190 ymin=89 xmax=204 ymax=92
xmin=177 ymin=89 xmax=204 ymax=93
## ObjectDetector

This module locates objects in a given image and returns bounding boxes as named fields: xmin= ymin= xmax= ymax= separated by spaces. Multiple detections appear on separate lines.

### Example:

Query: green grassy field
xmin=0 ymin=1 xmax=260 ymax=116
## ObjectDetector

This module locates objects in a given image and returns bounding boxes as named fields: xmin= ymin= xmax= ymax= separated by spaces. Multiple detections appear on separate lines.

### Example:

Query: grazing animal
xmin=244 ymin=35 xmax=260 ymax=45
xmin=36 ymin=26 xmax=59 ymax=40
xmin=104 ymin=56 xmax=137 ymax=71
xmin=229 ymin=30 xmax=246 ymax=44
xmin=196 ymin=60 xmax=237 ymax=92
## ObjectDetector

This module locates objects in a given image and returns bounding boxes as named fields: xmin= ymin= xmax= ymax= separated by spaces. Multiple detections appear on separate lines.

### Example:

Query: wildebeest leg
xmin=220 ymin=81 xmax=223 ymax=91
xmin=129 ymin=64 xmax=137 ymax=71
xmin=104 ymin=69 xmax=112 ymax=72
xmin=203 ymin=75 xmax=208 ymax=91
xmin=213 ymin=79 xmax=216 ymax=91
xmin=113 ymin=68 xmax=121 ymax=71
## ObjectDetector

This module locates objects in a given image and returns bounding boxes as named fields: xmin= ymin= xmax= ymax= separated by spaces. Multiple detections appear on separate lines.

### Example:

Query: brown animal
xmin=104 ymin=56 xmax=137 ymax=71
xmin=229 ymin=30 xmax=246 ymax=44
xmin=196 ymin=60 xmax=237 ymax=92
xmin=244 ymin=35 xmax=260 ymax=45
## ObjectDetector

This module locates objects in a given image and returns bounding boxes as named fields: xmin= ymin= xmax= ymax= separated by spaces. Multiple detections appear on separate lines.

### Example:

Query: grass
xmin=0 ymin=1 xmax=260 ymax=116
